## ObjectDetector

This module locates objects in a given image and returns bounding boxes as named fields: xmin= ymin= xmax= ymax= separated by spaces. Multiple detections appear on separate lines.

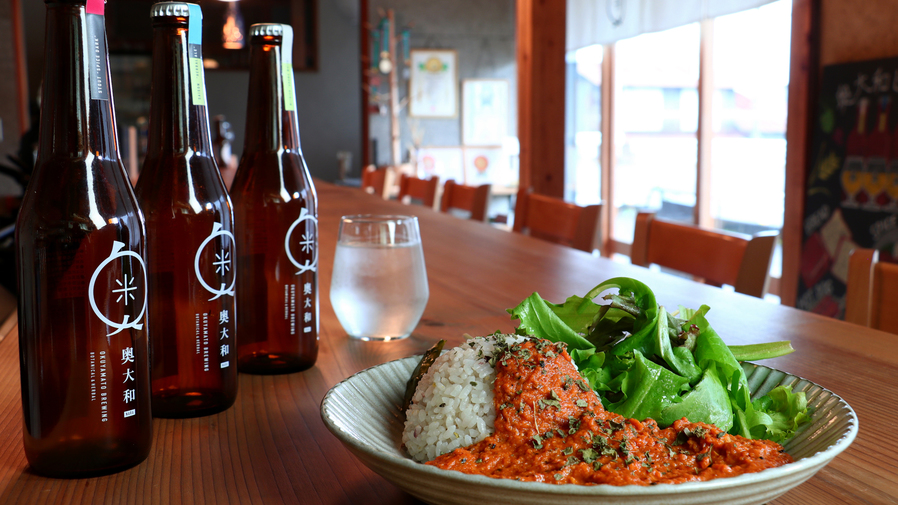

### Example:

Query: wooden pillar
xmin=599 ymin=45 xmax=615 ymax=256
xmin=516 ymin=0 xmax=566 ymax=197
xmin=695 ymin=19 xmax=714 ymax=229
xmin=387 ymin=9 xmax=401 ymax=166
xmin=11 ymin=0 xmax=28 ymax=132
xmin=359 ymin=0 xmax=370 ymax=167
xmin=781 ymin=0 xmax=819 ymax=307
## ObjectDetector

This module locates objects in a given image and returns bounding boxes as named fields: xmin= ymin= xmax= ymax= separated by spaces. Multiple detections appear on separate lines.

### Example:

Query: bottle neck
xmin=38 ymin=3 xmax=120 ymax=161
xmin=243 ymin=37 xmax=302 ymax=155
xmin=147 ymin=20 xmax=214 ymax=156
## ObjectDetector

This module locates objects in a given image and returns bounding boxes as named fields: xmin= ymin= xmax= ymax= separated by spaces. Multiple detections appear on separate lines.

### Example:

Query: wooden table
xmin=0 ymin=181 xmax=894 ymax=504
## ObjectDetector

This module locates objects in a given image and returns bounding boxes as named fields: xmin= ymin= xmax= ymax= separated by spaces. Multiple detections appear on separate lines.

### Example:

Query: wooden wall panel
xmin=516 ymin=0 xmax=566 ymax=197
xmin=820 ymin=0 xmax=898 ymax=66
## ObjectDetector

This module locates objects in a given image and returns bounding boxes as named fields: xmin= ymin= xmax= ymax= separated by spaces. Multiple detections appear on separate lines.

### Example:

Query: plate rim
xmin=320 ymin=355 xmax=859 ymax=497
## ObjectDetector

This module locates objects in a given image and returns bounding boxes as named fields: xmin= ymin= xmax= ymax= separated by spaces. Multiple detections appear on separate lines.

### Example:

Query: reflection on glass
xmin=711 ymin=0 xmax=792 ymax=278
xmin=613 ymin=23 xmax=700 ymax=243
xmin=565 ymin=45 xmax=603 ymax=206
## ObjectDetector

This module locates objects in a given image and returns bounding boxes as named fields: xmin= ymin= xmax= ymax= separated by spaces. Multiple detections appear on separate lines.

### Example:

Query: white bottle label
xmin=285 ymin=207 xmax=318 ymax=275
xmin=88 ymin=241 xmax=147 ymax=336
xmin=195 ymin=222 xmax=236 ymax=300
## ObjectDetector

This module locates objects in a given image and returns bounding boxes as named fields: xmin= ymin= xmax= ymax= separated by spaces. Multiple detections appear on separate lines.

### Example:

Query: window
xmin=565 ymin=45 xmax=603 ymax=206
xmin=710 ymin=1 xmax=792 ymax=280
xmin=564 ymin=0 xmax=792 ymax=289
xmin=614 ymin=23 xmax=701 ymax=243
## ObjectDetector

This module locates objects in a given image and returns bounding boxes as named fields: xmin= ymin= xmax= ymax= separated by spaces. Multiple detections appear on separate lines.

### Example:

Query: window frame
xmin=598 ymin=15 xmax=792 ymax=297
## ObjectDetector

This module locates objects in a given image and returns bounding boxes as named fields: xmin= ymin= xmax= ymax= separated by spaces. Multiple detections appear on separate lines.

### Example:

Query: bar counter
xmin=0 ymin=181 xmax=894 ymax=504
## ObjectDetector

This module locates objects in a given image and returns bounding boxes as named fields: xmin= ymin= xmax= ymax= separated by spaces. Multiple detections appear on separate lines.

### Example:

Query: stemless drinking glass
xmin=330 ymin=215 xmax=429 ymax=341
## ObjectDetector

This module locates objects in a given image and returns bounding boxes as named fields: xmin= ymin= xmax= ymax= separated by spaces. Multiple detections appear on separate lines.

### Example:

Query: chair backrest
xmin=440 ymin=180 xmax=491 ymax=222
xmin=361 ymin=165 xmax=392 ymax=199
xmin=512 ymin=189 xmax=601 ymax=253
xmin=846 ymin=248 xmax=898 ymax=333
xmin=631 ymin=212 xmax=777 ymax=298
xmin=398 ymin=174 xmax=440 ymax=209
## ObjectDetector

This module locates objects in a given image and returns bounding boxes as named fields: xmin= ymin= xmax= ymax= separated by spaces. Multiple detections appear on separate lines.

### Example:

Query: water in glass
xmin=330 ymin=216 xmax=428 ymax=341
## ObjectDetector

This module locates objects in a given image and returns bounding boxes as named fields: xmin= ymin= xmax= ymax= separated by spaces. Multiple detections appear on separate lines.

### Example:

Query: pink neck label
xmin=86 ymin=0 xmax=105 ymax=16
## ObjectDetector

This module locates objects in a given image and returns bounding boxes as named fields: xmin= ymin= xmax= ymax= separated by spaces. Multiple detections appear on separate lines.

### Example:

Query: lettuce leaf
xmin=604 ymin=350 xmax=689 ymax=422
xmin=750 ymin=385 xmax=812 ymax=443
xmin=508 ymin=277 xmax=810 ymax=443
xmin=507 ymin=292 xmax=595 ymax=351
xmin=658 ymin=364 xmax=733 ymax=431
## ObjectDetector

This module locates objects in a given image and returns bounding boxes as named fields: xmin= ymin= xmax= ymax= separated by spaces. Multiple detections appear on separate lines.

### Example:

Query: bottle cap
xmin=249 ymin=23 xmax=286 ymax=38
xmin=151 ymin=2 xmax=191 ymax=18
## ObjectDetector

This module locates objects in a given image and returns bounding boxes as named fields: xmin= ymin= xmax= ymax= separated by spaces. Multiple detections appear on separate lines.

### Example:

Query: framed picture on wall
xmin=417 ymin=146 xmax=465 ymax=182
xmin=409 ymin=49 xmax=458 ymax=118
xmin=462 ymin=79 xmax=509 ymax=146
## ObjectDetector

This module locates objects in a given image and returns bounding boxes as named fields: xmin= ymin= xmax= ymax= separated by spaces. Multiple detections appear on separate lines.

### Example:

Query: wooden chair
xmin=440 ymin=180 xmax=491 ymax=222
xmin=631 ymin=212 xmax=778 ymax=298
xmin=512 ymin=189 xmax=601 ymax=253
xmin=846 ymin=248 xmax=898 ymax=333
xmin=360 ymin=165 xmax=392 ymax=199
xmin=398 ymin=174 xmax=440 ymax=209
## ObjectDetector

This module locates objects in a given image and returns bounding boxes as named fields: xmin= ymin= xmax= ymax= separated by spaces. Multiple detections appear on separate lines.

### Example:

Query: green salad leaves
xmin=508 ymin=277 xmax=810 ymax=443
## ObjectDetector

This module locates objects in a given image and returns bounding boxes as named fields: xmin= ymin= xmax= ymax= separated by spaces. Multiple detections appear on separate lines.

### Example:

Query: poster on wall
xmin=463 ymin=147 xmax=513 ymax=186
xmin=409 ymin=49 xmax=458 ymax=118
xmin=798 ymin=57 xmax=898 ymax=318
xmin=417 ymin=146 xmax=465 ymax=182
xmin=462 ymin=79 xmax=509 ymax=146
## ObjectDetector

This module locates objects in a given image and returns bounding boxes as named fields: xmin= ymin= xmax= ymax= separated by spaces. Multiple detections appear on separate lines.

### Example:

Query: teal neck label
xmin=187 ymin=4 xmax=202 ymax=45
xmin=187 ymin=4 xmax=206 ymax=106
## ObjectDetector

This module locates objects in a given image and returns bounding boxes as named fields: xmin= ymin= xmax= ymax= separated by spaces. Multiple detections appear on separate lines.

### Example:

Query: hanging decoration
xmin=364 ymin=9 xmax=414 ymax=165
xmin=222 ymin=1 xmax=245 ymax=50
xmin=378 ymin=18 xmax=393 ymax=74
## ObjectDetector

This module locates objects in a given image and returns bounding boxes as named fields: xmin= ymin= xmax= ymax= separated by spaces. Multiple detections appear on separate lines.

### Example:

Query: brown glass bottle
xmin=15 ymin=0 xmax=152 ymax=477
xmin=231 ymin=24 xmax=318 ymax=374
xmin=135 ymin=3 xmax=238 ymax=418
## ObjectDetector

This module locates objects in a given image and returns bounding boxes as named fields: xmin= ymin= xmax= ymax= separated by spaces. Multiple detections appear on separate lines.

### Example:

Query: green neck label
xmin=189 ymin=50 xmax=206 ymax=107
xmin=282 ymin=63 xmax=296 ymax=112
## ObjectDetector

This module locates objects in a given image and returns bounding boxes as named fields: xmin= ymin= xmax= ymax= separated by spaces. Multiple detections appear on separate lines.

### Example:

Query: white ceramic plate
xmin=320 ymin=357 xmax=857 ymax=505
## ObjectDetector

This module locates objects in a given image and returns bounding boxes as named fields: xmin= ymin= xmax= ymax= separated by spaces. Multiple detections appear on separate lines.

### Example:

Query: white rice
xmin=402 ymin=334 xmax=525 ymax=462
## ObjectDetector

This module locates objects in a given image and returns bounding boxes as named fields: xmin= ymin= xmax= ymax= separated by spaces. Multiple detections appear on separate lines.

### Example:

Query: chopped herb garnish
xmin=580 ymin=448 xmax=599 ymax=464
xmin=568 ymin=417 xmax=581 ymax=434
xmin=539 ymin=391 xmax=562 ymax=410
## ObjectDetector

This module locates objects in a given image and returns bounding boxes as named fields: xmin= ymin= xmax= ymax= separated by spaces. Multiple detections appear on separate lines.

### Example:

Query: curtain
xmin=567 ymin=0 xmax=779 ymax=51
